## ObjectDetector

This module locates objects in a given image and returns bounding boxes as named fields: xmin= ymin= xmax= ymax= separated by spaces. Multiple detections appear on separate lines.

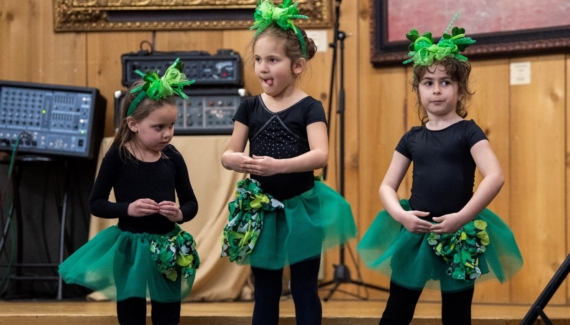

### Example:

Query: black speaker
xmin=121 ymin=49 xmax=244 ymax=88
xmin=114 ymin=88 xmax=245 ymax=135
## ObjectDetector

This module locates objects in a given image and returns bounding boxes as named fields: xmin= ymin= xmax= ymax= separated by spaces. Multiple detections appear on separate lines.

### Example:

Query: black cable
xmin=0 ymin=131 xmax=30 ymax=295
xmin=41 ymin=164 xmax=53 ymax=265
xmin=0 ymin=159 xmax=11 ymax=257
xmin=139 ymin=40 xmax=155 ymax=54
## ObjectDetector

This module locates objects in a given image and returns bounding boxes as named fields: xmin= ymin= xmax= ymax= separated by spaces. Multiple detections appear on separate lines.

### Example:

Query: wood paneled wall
xmin=2 ymin=0 xmax=570 ymax=305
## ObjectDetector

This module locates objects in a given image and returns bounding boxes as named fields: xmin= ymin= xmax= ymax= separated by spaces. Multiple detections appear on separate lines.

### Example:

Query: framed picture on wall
xmin=370 ymin=0 xmax=570 ymax=66
xmin=53 ymin=0 xmax=333 ymax=32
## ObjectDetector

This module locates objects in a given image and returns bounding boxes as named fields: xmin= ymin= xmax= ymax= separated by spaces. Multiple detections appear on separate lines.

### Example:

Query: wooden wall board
xmin=86 ymin=32 xmax=154 ymax=137
xmin=567 ymin=54 xmax=570 ymax=305
xmin=356 ymin=56 xmax=409 ymax=297
xmin=509 ymin=55 xmax=567 ymax=304
xmin=468 ymin=59 xmax=511 ymax=303
xmin=0 ymin=0 xmax=86 ymax=85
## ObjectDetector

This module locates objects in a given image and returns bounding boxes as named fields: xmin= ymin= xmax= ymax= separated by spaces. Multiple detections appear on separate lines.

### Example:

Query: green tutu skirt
xmin=356 ymin=199 xmax=523 ymax=292
xmin=243 ymin=181 xmax=357 ymax=270
xmin=58 ymin=224 xmax=198 ymax=303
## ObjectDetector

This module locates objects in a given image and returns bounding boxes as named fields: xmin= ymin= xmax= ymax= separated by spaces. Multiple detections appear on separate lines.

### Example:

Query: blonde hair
xmin=412 ymin=57 xmax=473 ymax=125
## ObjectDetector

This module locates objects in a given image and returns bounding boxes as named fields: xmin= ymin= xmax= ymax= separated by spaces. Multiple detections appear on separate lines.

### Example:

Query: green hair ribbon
xmin=403 ymin=14 xmax=476 ymax=66
xmin=127 ymin=57 xmax=195 ymax=116
xmin=250 ymin=0 xmax=309 ymax=57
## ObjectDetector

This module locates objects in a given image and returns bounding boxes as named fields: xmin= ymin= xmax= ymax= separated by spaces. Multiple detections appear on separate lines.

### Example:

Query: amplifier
xmin=115 ymin=88 xmax=245 ymax=135
xmin=121 ymin=49 xmax=244 ymax=88
xmin=0 ymin=80 xmax=106 ymax=159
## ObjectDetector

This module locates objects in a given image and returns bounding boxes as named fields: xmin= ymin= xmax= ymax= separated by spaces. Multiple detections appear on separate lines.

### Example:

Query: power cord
xmin=0 ymin=131 xmax=31 ymax=296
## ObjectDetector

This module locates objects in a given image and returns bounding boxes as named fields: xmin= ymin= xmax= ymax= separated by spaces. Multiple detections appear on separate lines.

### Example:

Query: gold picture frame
xmin=54 ymin=0 xmax=333 ymax=32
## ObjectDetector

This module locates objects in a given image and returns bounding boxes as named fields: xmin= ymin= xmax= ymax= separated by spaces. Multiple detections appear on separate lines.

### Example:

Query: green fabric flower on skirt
xmin=221 ymin=178 xmax=284 ymax=263
xmin=427 ymin=220 xmax=489 ymax=281
xmin=150 ymin=230 xmax=200 ymax=282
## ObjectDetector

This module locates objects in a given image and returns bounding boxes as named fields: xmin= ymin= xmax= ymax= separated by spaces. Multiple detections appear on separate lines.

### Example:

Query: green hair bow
xmin=403 ymin=16 xmax=476 ymax=66
xmin=250 ymin=0 xmax=309 ymax=57
xmin=127 ymin=58 xmax=195 ymax=116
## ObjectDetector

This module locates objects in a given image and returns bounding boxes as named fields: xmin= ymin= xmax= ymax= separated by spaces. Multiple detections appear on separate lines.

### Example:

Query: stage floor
xmin=0 ymin=298 xmax=569 ymax=325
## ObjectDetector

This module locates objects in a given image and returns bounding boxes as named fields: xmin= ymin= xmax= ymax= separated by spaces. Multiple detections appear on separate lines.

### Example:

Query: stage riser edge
xmin=0 ymin=317 xmax=566 ymax=325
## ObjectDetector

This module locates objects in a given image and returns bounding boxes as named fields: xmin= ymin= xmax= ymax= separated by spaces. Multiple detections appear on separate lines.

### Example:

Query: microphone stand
xmin=319 ymin=0 xmax=389 ymax=301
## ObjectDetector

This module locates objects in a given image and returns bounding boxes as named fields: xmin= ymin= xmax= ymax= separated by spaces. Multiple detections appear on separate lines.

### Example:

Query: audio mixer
xmin=0 ymin=80 xmax=106 ymax=159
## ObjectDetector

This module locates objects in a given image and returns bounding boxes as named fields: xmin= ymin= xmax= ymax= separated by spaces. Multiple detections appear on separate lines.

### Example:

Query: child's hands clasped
xmin=128 ymin=198 xmax=159 ymax=217
xmin=240 ymin=155 xmax=281 ymax=176
xmin=430 ymin=213 xmax=465 ymax=234
xmin=158 ymin=201 xmax=183 ymax=222
xmin=127 ymin=199 xmax=182 ymax=222
xmin=399 ymin=211 xmax=466 ymax=234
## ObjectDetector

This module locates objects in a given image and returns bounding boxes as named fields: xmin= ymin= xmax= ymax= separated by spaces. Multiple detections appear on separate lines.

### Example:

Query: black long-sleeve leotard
xmin=89 ymin=144 xmax=198 ymax=234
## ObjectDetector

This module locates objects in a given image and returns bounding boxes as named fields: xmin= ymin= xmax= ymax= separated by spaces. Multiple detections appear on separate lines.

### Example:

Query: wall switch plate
xmin=510 ymin=62 xmax=531 ymax=85
xmin=306 ymin=30 xmax=328 ymax=53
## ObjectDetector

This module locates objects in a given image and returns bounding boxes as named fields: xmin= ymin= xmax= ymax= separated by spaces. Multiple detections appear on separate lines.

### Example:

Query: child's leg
xmin=379 ymin=281 xmax=422 ymax=325
xmin=441 ymin=286 xmax=474 ymax=325
xmin=251 ymin=266 xmax=284 ymax=325
xmin=150 ymin=300 xmax=181 ymax=325
xmin=289 ymin=256 xmax=322 ymax=325
xmin=117 ymin=297 xmax=147 ymax=325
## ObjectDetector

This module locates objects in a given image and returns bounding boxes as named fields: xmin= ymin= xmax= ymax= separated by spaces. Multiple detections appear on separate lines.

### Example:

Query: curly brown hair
xmin=412 ymin=58 xmax=473 ymax=125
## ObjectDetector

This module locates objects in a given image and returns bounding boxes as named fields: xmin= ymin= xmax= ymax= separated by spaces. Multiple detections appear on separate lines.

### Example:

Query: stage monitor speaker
xmin=114 ymin=88 xmax=246 ymax=136
xmin=121 ymin=49 xmax=243 ymax=88
xmin=0 ymin=80 xmax=106 ymax=159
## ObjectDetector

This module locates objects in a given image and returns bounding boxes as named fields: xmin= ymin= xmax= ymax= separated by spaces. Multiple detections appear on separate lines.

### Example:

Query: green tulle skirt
xmin=243 ymin=181 xmax=357 ymax=270
xmin=356 ymin=199 xmax=523 ymax=292
xmin=58 ymin=224 xmax=197 ymax=303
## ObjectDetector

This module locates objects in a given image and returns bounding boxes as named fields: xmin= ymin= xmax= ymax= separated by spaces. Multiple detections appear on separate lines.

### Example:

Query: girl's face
xmin=128 ymin=103 xmax=178 ymax=153
xmin=253 ymin=35 xmax=302 ymax=99
xmin=417 ymin=64 xmax=460 ymax=119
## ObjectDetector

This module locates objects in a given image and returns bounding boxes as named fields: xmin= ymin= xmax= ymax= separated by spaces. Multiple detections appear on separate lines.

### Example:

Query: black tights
xmin=379 ymin=281 xmax=474 ymax=325
xmin=117 ymin=297 xmax=181 ymax=325
xmin=251 ymin=257 xmax=322 ymax=325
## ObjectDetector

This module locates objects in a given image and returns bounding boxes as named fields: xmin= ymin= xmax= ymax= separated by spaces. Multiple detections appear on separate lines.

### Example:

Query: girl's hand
xmin=241 ymin=155 xmax=281 ymax=176
xmin=223 ymin=152 xmax=251 ymax=173
xmin=158 ymin=201 xmax=183 ymax=222
xmin=128 ymin=198 xmax=159 ymax=217
xmin=398 ymin=210 xmax=432 ymax=233
xmin=430 ymin=213 xmax=465 ymax=234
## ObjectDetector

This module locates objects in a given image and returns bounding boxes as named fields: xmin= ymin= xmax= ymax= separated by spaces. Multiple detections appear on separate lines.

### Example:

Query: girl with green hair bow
xmin=357 ymin=18 xmax=522 ymax=325
xmin=59 ymin=58 xmax=200 ymax=325
xmin=221 ymin=1 xmax=357 ymax=324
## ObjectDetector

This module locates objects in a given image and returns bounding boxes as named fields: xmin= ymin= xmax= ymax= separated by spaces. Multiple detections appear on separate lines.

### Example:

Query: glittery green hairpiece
xmin=127 ymin=58 xmax=195 ymax=116
xmin=403 ymin=14 xmax=476 ymax=67
xmin=250 ymin=0 xmax=309 ymax=57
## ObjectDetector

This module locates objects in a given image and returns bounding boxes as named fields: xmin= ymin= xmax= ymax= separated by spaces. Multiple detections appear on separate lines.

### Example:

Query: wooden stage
xmin=0 ymin=298 xmax=568 ymax=325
